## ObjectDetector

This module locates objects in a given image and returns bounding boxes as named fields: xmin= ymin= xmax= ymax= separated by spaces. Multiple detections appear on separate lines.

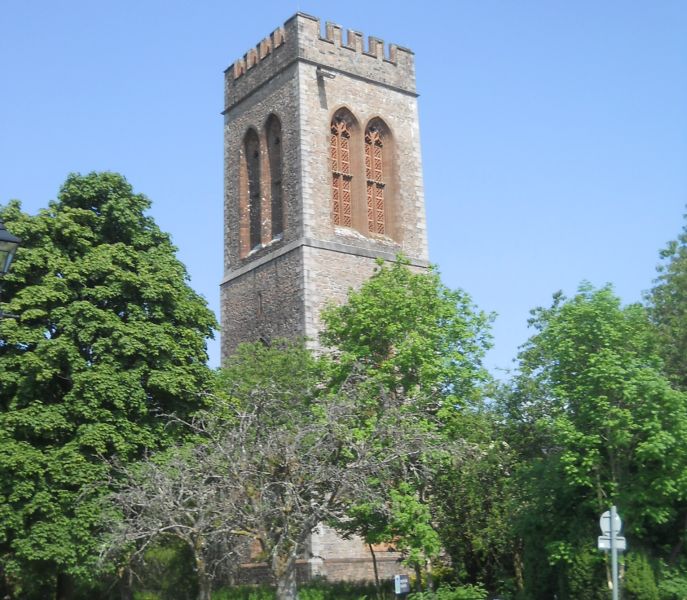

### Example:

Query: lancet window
xmin=330 ymin=110 xmax=356 ymax=228
xmin=266 ymin=115 xmax=283 ymax=239
xmin=244 ymin=129 xmax=262 ymax=250
xmin=364 ymin=121 xmax=387 ymax=235
xmin=329 ymin=110 xmax=394 ymax=238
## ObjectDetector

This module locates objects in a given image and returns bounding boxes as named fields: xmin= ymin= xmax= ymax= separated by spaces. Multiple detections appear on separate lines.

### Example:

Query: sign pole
xmin=610 ymin=505 xmax=619 ymax=600
xmin=598 ymin=506 xmax=625 ymax=599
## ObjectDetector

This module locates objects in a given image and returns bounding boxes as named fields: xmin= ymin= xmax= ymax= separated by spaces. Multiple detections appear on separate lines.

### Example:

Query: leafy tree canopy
xmin=321 ymin=260 xmax=494 ymax=590
xmin=648 ymin=209 xmax=687 ymax=390
xmin=321 ymin=258 xmax=492 ymax=412
xmin=506 ymin=284 xmax=687 ymax=596
xmin=0 ymin=172 xmax=216 ymax=596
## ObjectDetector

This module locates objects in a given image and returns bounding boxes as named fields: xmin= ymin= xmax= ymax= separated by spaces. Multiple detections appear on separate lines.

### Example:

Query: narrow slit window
xmin=266 ymin=116 xmax=283 ymax=239
xmin=244 ymin=129 xmax=262 ymax=250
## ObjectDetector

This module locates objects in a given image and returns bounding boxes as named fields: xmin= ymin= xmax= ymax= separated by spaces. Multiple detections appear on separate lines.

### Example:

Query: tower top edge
xmin=225 ymin=13 xmax=415 ymax=83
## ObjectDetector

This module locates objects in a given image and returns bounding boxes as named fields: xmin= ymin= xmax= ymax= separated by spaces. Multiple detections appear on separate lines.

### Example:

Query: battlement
xmin=317 ymin=19 xmax=413 ymax=65
xmin=230 ymin=26 xmax=286 ymax=80
xmin=224 ymin=13 xmax=416 ymax=110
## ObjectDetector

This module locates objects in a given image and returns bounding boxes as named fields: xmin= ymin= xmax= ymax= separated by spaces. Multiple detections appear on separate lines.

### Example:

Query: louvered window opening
xmin=331 ymin=119 xmax=353 ymax=227
xmin=365 ymin=127 xmax=385 ymax=235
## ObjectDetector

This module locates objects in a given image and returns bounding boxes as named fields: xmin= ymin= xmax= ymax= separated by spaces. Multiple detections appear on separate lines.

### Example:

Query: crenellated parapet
xmin=318 ymin=20 xmax=412 ymax=65
xmin=230 ymin=26 xmax=286 ymax=80
xmin=224 ymin=13 xmax=416 ymax=110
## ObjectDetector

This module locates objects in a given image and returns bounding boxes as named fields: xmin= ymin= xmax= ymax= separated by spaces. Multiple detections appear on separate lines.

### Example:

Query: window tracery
xmin=330 ymin=113 xmax=354 ymax=227
xmin=364 ymin=123 xmax=386 ymax=235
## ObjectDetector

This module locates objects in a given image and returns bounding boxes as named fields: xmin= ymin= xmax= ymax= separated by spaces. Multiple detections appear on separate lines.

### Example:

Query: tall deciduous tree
xmin=102 ymin=443 xmax=249 ymax=600
xmin=648 ymin=210 xmax=687 ymax=390
xmin=507 ymin=285 xmax=687 ymax=597
xmin=0 ymin=173 xmax=216 ymax=598
xmin=321 ymin=258 xmax=492 ymax=410
xmin=321 ymin=259 xmax=493 ymax=589
xmin=221 ymin=341 xmax=445 ymax=600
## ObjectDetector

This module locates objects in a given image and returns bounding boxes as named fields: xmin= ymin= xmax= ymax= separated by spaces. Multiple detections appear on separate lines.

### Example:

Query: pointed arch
xmin=243 ymin=128 xmax=262 ymax=251
xmin=330 ymin=108 xmax=360 ymax=228
xmin=364 ymin=118 xmax=392 ymax=236
xmin=265 ymin=114 xmax=284 ymax=239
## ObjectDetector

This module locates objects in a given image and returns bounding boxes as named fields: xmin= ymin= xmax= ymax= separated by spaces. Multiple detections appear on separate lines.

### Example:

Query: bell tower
xmin=220 ymin=12 xmax=428 ymax=359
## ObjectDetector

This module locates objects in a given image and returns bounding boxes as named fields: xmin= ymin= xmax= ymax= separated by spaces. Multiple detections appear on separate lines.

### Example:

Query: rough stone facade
xmin=220 ymin=13 xmax=429 ymax=582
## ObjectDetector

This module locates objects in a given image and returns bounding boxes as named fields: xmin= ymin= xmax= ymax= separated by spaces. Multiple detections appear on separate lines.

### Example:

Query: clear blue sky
xmin=2 ymin=1 xmax=686 ymax=374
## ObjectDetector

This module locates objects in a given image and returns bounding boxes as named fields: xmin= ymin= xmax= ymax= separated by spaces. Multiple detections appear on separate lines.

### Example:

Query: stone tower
xmin=221 ymin=13 xmax=428 ymax=358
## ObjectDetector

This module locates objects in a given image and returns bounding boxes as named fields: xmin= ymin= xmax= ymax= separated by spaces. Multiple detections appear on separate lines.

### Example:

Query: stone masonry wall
xmin=295 ymin=16 xmax=428 ymax=260
xmin=220 ymin=247 xmax=304 ymax=357
xmin=223 ymin=62 xmax=302 ymax=274
xmin=222 ymin=13 xmax=428 ymax=355
xmin=302 ymin=244 xmax=388 ymax=342
xmin=310 ymin=524 xmax=409 ymax=582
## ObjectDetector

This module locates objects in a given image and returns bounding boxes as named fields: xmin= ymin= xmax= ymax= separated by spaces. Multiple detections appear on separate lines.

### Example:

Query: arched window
xmin=330 ymin=109 xmax=358 ymax=228
xmin=364 ymin=119 xmax=389 ymax=235
xmin=244 ymin=129 xmax=261 ymax=250
xmin=266 ymin=115 xmax=283 ymax=239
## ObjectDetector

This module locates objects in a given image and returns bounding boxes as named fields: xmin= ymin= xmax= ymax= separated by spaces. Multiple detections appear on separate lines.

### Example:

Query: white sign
xmin=600 ymin=510 xmax=622 ymax=535
xmin=394 ymin=574 xmax=410 ymax=595
xmin=598 ymin=535 xmax=627 ymax=551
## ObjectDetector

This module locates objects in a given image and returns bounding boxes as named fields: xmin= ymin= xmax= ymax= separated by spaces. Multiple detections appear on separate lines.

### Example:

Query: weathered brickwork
xmin=220 ymin=12 xmax=427 ymax=582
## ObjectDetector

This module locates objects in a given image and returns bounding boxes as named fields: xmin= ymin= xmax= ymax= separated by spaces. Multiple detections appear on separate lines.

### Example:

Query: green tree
xmin=219 ymin=341 xmax=448 ymax=600
xmin=507 ymin=285 xmax=687 ymax=597
xmin=321 ymin=258 xmax=492 ymax=411
xmin=430 ymin=408 xmax=518 ymax=592
xmin=321 ymin=259 xmax=493 ymax=591
xmin=0 ymin=172 xmax=216 ymax=598
xmin=625 ymin=552 xmax=660 ymax=600
xmin=648 ymin=210 xmax=687 ymax=390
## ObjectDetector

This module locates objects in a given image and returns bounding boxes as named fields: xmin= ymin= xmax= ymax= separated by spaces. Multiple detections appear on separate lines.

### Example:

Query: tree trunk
xmin=368 ymin=543 xmax=380 ymax=594
xmin=0 ymin=572 xmax=14 ymax=600
xmin=274 ymin=552 xmax=298 ymax=600
xmin=513 ymin=541 xmax=525 ymax=593
xmin=426 ymin=557 xmax=434 ymax=592
xmin=119 ymin=565 xmax=134 ymax=600
xmin=197 ymin=574 xmax=212 ymax=600
xmin=55 ymin=572 xmax=74 ymax=600
xmin=193 ymin=538 xmax=212 ymax=600
xmin=414 ymin=563 xmax=422 ymax=593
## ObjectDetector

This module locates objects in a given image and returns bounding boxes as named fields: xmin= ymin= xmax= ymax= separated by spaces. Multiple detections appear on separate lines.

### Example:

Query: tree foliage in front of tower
xmin=0 ymin=172 xmax=216 ymax=598
xmin=321 ymin=258 xmax=492 ymax=411
xmin=105 ymin=339 xmax=447 ymax=600
xmin=502 ymin=285 xmax=687 ymax=598
xmin=321 ymin=259 xmax=494 ymax=589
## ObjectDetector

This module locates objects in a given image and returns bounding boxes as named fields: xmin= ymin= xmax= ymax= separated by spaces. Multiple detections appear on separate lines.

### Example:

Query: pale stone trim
xmin=220 ymin=236 xmax=428 ymax=286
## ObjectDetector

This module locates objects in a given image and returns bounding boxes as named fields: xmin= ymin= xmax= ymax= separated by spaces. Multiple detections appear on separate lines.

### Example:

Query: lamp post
xmin=0 ymin=219 xmax=21 ymax=276
xmin=0 ymin=219 xmax=21 ymax=320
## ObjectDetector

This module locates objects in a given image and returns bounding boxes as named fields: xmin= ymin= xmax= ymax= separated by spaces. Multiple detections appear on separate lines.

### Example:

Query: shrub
xmin=409 ymin=583 xmax=488 ymax=600
xmin=566 ymin=546 xmax=607 ymax=600
xmin=625 ymin=553 xmax=659 ymax=600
